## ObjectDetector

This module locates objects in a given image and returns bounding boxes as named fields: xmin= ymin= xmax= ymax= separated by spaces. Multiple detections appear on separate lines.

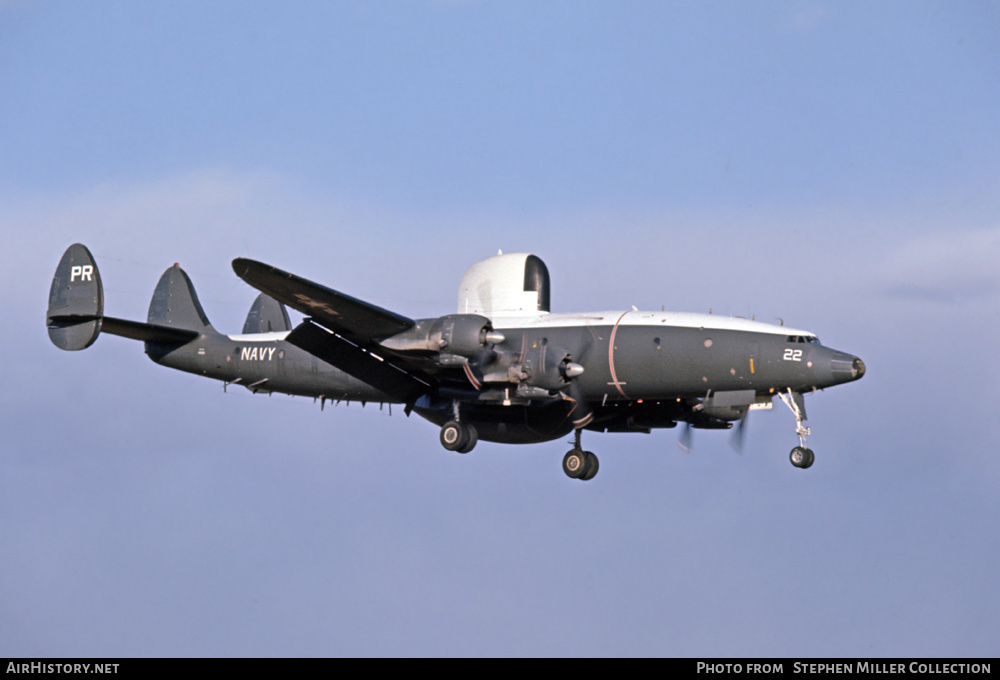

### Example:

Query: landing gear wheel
xmin=563 ymin=449 xmax=588 ymax=479
xmin=441 ymin=421 xmax=467 ymax=452
xmin=457 ymin=424 xmax=478 ymax=454
xmin=790 ymin=446 xmax=815 ymax=469
xmin=581 ymin=451 xmax=599 ymax=481
xmin=441 ymin=421 xmax=478 ymax=453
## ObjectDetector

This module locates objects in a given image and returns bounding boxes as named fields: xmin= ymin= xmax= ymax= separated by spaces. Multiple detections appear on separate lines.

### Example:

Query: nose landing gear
xmin=779 ymin=389 xmax=815 ymax=469
xmin=789 ymin=445 xmax=815 ymax=469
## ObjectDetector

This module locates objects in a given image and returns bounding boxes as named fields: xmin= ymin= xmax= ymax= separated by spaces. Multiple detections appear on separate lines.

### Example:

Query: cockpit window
xmin=786 ymin=335 xmax=820 ymax=344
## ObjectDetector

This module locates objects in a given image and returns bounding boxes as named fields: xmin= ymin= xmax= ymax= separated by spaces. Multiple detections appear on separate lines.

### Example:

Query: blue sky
xmin=2 ymin=1 xmax=999 ymax=657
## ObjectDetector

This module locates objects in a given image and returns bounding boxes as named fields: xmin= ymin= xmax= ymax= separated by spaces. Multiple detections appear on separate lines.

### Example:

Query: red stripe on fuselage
xmin=463 ymin=363 xmax=482 ymax=391
xmin=608 ymin=311 xmax=630 ymax=399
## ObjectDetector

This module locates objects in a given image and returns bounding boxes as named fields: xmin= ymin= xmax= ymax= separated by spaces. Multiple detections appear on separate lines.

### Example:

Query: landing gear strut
xmin=779 ymin=389 xmax=814 ymax=469
xmin=563 ymin=428 xmax=599 ymax=480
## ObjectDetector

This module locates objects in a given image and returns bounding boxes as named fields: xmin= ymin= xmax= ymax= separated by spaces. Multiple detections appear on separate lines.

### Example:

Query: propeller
xmin=677 ymin=406 xmax=749 ymax=454
xmin=561 ymin=373 xmax=594 ymax=429
xmin=677 ymin=422 xmax=694 ymax=453
xmin=729 ymin=409 xmax=749 ymax=453
xmin=464 ymin=347 xmax=498 ymax=391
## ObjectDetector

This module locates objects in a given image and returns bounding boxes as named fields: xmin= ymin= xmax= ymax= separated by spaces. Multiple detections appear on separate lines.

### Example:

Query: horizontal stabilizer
xmin=232 ymin=258 xmax=414 ymax=342
xmin=101 ymin=317 xmax=199 ymax=343
xmin=47 ymin=314 xmax=198 ymax=343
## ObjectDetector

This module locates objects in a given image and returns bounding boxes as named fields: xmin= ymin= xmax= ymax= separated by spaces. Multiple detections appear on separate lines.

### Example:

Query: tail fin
xmin=47 ymin=244 xmax=205 ymax=350
xmin=147 ymin=264 xmax=217 ymax=333
xmin=47 ymin=243 xmax=104 ymax=350
xmin=242 ymin=293 xmax=291 ymax=334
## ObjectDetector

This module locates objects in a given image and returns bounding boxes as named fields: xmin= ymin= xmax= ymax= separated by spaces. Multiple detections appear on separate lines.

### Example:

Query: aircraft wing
xmin=233 ymin=258 xmax=436 ymax=403
xmin=285 ymin=318 xmax=433 ymax=403
xmin=232 ymin=258 xmax=415 ymax=343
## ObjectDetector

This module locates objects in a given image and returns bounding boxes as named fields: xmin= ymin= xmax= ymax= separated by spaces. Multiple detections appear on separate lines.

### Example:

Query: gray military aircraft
xmin=47 ymin=243 xmax=864 ymax=480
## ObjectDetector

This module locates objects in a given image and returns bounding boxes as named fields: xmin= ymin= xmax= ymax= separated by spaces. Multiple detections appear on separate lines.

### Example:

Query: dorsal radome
xmin=457 ymin=253 xmax=550 ymax=318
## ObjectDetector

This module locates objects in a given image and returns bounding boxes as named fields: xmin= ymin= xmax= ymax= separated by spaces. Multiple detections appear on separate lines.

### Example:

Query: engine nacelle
xmin=381 ymin=313 xmax=503 ymax=358
xmin=520 ymin=344 xmax=577 ymax=392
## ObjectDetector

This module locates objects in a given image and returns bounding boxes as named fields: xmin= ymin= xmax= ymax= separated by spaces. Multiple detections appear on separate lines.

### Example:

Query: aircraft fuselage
xmin=146 ymin=310 xmax=863 ymax=444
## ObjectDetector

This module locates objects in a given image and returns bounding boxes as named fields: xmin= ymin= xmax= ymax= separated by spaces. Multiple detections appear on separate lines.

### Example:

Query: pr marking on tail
xmin=70 ymin=265 xmax=94 ymax=282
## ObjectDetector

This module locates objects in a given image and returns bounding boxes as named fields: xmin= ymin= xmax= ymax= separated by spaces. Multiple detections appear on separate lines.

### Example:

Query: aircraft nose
xmin=852 ymin=357 xmax=866 ymax=380
xmin=828 ymin=352 xmax=865 ymax=384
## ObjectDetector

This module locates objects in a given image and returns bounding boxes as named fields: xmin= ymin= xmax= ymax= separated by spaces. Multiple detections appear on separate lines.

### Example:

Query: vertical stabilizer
xmin=147 ymin=265 xmax=216 ymax=333
xmin=242 ymin=293 xmax=292 ymax=333
xmin=47 ymin=243 xmax=104 ymax=350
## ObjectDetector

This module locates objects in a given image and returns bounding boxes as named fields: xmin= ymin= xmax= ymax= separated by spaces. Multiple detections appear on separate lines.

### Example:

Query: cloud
xmin=880 ymin=226 xmax=1000 ymax=303
xmin=2 ymin=167 xmax=324 ymax=334
xmin=782 ymin=2 xmax=832 ymax=32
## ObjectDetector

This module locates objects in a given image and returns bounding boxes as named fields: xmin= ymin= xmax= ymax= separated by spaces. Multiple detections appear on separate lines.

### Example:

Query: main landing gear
xmin=563 ymin=428 xmax=599 ymax=481
xmin=439 ymin=401 xmax=478 ymax=454
xmin=440 ymin=420 xmax=478 ymax=454
xmin=779 ymin=389 xmax=815 ymax=469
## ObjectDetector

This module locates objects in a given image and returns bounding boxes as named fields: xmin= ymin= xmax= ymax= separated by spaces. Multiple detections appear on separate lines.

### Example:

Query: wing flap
xmin=232 ymin=258 xmax=414 ymax=342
